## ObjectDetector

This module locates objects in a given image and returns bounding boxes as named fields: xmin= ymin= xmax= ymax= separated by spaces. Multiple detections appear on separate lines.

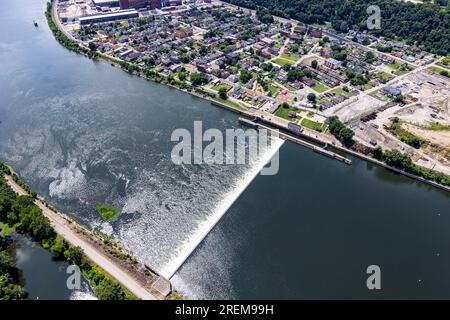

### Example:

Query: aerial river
xmin=1 ymin=0 xmax=449 ymax=299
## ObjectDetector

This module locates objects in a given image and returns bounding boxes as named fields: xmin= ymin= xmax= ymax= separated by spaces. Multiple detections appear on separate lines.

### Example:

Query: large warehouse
xmin=79 ymin=9 xmax=139 ymax=25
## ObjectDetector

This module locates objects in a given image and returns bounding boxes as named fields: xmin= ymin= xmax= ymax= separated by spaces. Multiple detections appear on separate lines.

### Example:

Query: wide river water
xmin=1 ymin=0 xmax=449 ymax=299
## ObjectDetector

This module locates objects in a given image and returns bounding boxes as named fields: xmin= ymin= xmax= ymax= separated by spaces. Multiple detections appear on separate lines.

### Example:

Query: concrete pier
xmin=238 ymin=117 xmax=352 ymax=165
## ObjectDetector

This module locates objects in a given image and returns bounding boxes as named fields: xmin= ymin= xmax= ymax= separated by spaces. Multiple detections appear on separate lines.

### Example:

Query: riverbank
xmin=45 ymin=1 xmax=450 ymax=193
xmin=0 ymin=162 xmax=173 ymax=300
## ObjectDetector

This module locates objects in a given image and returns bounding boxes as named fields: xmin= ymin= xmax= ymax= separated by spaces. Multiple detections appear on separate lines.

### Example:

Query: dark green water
xmin=1 ymin=0 xmax=449 ymax=299
xmin=14 ymin=235 xmax=95 ymax=300
xmin=173 ymin=142 xmax=450 ymax=299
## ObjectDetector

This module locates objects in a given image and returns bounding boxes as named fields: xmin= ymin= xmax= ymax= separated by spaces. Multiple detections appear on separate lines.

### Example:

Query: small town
xmin=1 ymin=0 xmax=450 ymax=305
xmin=52 ymin=0 xmax=450 ymax=181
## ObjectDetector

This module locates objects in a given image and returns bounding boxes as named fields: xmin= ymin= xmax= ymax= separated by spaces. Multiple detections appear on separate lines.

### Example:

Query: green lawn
xmin=213 ymin=97 xmax=246 ymax=110
xmin=312 ymin=82 xmax=328 ymax=93
xmin=301 ymin=118 xmax=326 ymax=132
xmin=95 ymin=204 xmax=120 ymax=222
xmin=387 ymin=62 xmax=401 ymax=70
xmin=280 ymin=53 xmax=300 ymax=62
xmin=272 ymin=58 xmax=294 ymax=66
xmin=395 ymin=68 xmax=410 ymax=76
xmin=437 ymin=57 xmax=450 ymax=70
xmin=275 ymin=105 xmax=299 ymax=120
xmin=378 ymin=72 xmax=392 ymax=79
xmin=428 ymin=66 xmax=449 ymax=78
xmin=268 ymin=83 xmax=281 ymax=96
xmin=363 ymin=82 xmax=374 ymax=90
xmin=212 ymin=84 xmax=231 ymax=92
xmin=387 ymin=62 xmax=412 ymax=76
xmin=331 ymin=87 xmax=352 ymax=97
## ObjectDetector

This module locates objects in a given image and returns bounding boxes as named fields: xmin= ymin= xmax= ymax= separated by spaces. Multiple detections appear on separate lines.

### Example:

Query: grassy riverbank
xmin=45 ymin=2 xmax=90 ymax=56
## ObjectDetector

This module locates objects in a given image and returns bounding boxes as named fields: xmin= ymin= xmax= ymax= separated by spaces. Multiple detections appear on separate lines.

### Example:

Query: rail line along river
xmin=1 ymin=0 xmax=449 ymax=299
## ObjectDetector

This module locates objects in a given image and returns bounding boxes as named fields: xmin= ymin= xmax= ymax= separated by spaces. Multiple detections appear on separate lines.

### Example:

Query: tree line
xmin=224 ymin=0 xmax=450 ymax=55
xmin=0 ymin=162 xmax=132 ymax=300
xmin=373 ymin=148 xmax=450 ymax=186
xmin=325 ymin=118 xmax=450 ymax=187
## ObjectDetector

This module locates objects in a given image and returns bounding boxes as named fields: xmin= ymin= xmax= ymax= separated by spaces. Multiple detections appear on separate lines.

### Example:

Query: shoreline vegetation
xmin=44 ymin=1 xmax=450 ymax=191
xmin=327 ymin=117 xmax=450 ymax=187
xmin=0 ymin=161 xmax=181 ymax=300
xmin=0 ymin=162 xmax=134 ymax=300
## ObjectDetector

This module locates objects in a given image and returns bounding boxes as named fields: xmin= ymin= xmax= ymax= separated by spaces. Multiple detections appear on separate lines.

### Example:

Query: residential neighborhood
xmin=56 ymin=0 xmax=450 ymax=177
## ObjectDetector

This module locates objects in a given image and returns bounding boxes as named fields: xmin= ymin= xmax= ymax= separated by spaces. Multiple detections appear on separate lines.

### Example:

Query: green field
xmin=312 ymin=82 xmax=328 ymax=93
xmin=363 ymin=82 xmax=374 ymax=90
xmin=395 ymin=68 xmax=410 ymax=76
xmin=437 ymin=57 xmax=450 ymax=69
xmin=280 ymin=53 xmax=300 ymax=62
xmin=275 ymin=105 xmax=298 ymax=120
xmin=268 ymin=83 xmax=281 ymax=96
xmin=378 ymin=72 xmax=393 ymax=79
xmin=331 ymin=87 xmax=352 ymax=97
xmin=386 ymin=62 xmax=412 ymax=75
xmin=213 ymin=97 xmax=246 ymax=110
xmin=301 ymin=118 xmax=326 ymax=132
xmin=212 ymin=84 xmax=232 ymax=92
xmin=428 ymin=66 xmax=449 ymax=77
xmin=95 ymin=204 xmax=120 ymax=222
xmin=387 ymin=62 xmax=401 ymax=70
xmin=272 ymin=58 xmax=294 ymax=66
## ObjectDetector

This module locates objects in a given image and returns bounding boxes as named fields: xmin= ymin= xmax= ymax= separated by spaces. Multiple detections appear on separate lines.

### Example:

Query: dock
xmin=238 ymin=117 xmax=352 ymax=165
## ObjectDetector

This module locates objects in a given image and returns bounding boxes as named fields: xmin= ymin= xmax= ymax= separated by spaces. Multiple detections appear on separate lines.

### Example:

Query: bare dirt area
xmin=396 ymin=71 xmax=450 ymax=121
xmin=401 ymin=123 xmax=450 ymax=149
xmin=326 ymin=95 xmax=387 ymax=123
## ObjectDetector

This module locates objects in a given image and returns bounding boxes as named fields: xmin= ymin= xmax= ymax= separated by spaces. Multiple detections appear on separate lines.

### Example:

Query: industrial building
xmin=92 ymin=0 xmax=120 ymax=7
xmin=119 ymin=0 xmax=147 ymax=9
xmin=79 ymin=9 xmax=139 ymax=25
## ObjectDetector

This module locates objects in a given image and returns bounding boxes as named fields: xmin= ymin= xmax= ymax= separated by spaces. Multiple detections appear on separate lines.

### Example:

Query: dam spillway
xmin=159 ymin=137 xmax=285 ymax=279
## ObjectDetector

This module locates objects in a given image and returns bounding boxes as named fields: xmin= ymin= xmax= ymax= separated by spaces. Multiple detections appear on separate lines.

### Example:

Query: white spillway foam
xmin=160 ymin=137 xmax=285 ymax=279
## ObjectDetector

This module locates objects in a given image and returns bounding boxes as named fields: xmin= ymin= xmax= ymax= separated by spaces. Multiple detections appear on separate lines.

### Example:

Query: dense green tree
xmin=256 ymin=7 xmax=274 ymax=23
xmin=0 ymin=274 xmax=26 ymax=300
xmin=88 ymin=42 xmax=97 ymax=51
xmin=0 ymin=251 xmax=14 ymax=275
xmin=51 ymin=236 xmax=69 ymax=260
xmin=218 ymin=87 xmax=228 ymax=100
xmin=64 ymin=246 xmax=84 ymax=266
xmin=240 ymin=70 xmax=252 ymax=84
xmin=94 ymin=279 xmax=126 ymax=300
xmin=190 ymin=72 xmax=209 ymax=86
xmin=328 ymin=116 xmax=355 ymax=147
xmin=307 ymin=93 xmax=316 ymax=103
xmin=373 ymin=146 xmax=383 ymax=159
